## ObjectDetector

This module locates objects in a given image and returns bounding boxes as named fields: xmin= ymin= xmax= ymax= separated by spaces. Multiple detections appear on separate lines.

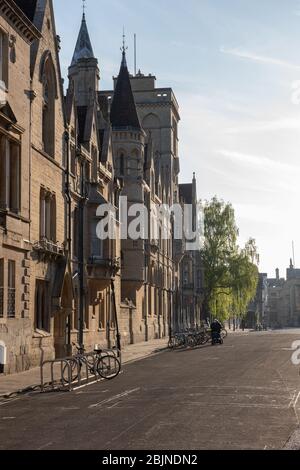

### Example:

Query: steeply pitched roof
xmin=179 ymin=184 xmax=193 ymax=204
xmin=65 ymin=88 xmax=73 ymax=126
xmin=0 ymin=102 xmax=17 ymax=124
xmin=13 ymin=0 xmax=37 ymax=21
xmin=71 ymin=13 xmax=95 ymax=66
xmin=98 ymin=93 xmax=110 ymax=122
xmin=110 ymin=51 xmax=141 ymax=130
xmin=77 ymin=103 xmax=98 ymax=144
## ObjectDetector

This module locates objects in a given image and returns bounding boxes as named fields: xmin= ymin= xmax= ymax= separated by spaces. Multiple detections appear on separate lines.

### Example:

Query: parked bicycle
xmin=62 ymin=343 xmax=121 ymax=384
xmin=168 ymin=328 xmax=212 ymax=349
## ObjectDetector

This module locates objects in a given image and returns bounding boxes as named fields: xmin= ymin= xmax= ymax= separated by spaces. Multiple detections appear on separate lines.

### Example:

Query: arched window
xmin=40 ymin=189 xmax=56 ymax=242
xmin=41 ymin=55 xmax=56 ymax=158
xmin=142 ymin=113 xmax=160 ymax=130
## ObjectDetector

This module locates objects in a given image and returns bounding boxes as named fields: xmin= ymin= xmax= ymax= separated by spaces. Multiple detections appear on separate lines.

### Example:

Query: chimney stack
xmin=276 ymin=268 xmax=279 ymax=281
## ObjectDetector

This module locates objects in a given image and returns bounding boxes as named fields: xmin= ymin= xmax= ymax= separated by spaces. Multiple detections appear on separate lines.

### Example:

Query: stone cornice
xmin=0 ymin=0 xmax=41 ymax=43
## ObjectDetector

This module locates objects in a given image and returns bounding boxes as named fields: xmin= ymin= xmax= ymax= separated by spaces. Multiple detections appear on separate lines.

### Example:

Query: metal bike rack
xmin=40 ymin=358 xmax=75 ymax=392
xmin=76 ymin=352 xmax=99 ymax=387
xmin=40 ymin=348 xmax=122 ymax=393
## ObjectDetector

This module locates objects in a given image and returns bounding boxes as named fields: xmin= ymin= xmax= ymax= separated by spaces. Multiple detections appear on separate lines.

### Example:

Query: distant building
xmin=266 ymin=268 xmax=285 ymax=328
xmin=175 ymin=173 xmax=203 ymax=331
xmin=266 ymin=262 xmax=300 ymax=328
xmin=246 ymin=273 xmax=268 ymax=328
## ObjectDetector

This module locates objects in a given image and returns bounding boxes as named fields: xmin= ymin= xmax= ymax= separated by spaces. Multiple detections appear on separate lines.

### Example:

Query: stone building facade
xmin=0 ymin=0 xmax=203 ymax=374
xmin=246 ymin=272 xmax=268 ymax=329
xmin=0 ymin=0 xmax=40 ymax=373
xmin=266 ymin=263 xmax=300 ymax=328
xmin=177 ymin=174 xmax=202 ymax=331
xmin=65 ymin=12 xmax=122 ymax=354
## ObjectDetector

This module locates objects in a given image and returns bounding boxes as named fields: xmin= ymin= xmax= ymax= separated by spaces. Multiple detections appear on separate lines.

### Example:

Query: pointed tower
xmin=68 ymin=12 xmax=99 ymax=107
xmin=192 ymin=172 xmax=197 ymax=232
xmin=111 ymin=45 xmax=145 ymax=180
xmin=110 ymin=48 xmax=141 ymax=131
xmin=110 ymin=44 xmax=146 ymax=308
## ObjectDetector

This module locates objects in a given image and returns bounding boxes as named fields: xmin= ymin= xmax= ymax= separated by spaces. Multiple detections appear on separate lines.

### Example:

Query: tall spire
xmin=121 ymin=28 xmax=128 ymax=67
xmin=110 ymin=36 xmax=141 ymax=130
xmin=71 ymin=7 xmax=95 ymax=66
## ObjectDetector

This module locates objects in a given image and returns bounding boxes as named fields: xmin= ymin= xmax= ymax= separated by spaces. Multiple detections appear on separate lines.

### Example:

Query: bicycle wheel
xmin=202 ymin=331 xmax=211 ymax=344
xmin=187 ymin=335 xmax=195 ymax=348
xmin=197 ymin=333 xmax=206 ymax=345
xmin=97 ymin=355 xmax=121 ymax=380
xmin=62 ymin=359 xmax=80 ymax=384
xmin=221 ymin=329 xmax=228 ymax=339
xmin=168 ymin=337 xmax=176 ymax=349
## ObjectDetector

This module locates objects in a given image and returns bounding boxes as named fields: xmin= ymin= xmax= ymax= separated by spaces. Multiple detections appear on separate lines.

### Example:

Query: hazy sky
xmin=53 ymin=0 xmax=300 ymax=278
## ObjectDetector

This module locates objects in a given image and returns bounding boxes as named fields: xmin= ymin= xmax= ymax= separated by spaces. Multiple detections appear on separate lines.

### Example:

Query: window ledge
xmin=33 ymin=329 xmax=51 ymax=338
xmin=7 ymin=211 xmax=30 ymax=223
xmin=32 ymin=144 xmax=64 ymax=170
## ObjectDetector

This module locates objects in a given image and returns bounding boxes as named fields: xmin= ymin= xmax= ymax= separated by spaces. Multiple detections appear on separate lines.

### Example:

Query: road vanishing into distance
xmin=1 ymin=329 xmax=300 ymax=450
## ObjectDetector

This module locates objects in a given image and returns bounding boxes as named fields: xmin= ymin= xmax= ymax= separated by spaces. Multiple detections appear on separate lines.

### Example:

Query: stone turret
xmin=110 ymin=47 xmax=145 ymax=181
xmin=68 ymin=13 xmax=99 ymax=107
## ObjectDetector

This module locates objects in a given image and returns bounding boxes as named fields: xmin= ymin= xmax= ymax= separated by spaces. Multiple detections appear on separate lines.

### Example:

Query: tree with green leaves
xmin=201 ymin=197 xmax=259 ymax=324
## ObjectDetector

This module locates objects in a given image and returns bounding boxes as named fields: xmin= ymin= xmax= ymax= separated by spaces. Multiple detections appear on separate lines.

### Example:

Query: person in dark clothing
xmin=211 ymin=318 xmax=222 ymax=344
xmin=211 ymin=319 xmax=222 ymax=333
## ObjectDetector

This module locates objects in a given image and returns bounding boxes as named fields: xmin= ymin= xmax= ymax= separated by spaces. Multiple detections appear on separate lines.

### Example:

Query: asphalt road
xmin=1 ymin=330 xmax=300 ymax=450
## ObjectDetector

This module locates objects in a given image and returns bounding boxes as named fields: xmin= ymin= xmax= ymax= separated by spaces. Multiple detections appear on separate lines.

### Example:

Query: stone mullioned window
xmin=0 ymin=133 xmax=21 ymax=214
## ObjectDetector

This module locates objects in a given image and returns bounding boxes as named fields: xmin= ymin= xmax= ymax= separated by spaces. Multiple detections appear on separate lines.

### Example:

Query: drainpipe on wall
xmin=111 ymin=278 xmax=121 ymax=351
xmin=28 ymin=81 xmax=36 ymax=243
xmin=63 ymin=130 xmax=72 ymax=354
xmin=78 ymin=159 xmax=89 ymax=348
xmin=78 ymin=176 xmax=85 ymax=348
xmin=64 ymin=131 xmax=72 ymax=254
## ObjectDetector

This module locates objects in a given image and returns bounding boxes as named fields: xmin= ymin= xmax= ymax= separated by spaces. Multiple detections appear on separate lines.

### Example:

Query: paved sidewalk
xmin=0 ymin=338 xmax=168 ymax=398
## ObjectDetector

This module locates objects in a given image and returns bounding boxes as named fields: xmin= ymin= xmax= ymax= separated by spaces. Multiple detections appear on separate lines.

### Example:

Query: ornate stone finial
xmin=82 ymin=0 xmax=86 ymax=17
xmin=122 ymin=28 xmax=126 ymax=53
xmin=121 ymin=28 xmax=128 ymax=65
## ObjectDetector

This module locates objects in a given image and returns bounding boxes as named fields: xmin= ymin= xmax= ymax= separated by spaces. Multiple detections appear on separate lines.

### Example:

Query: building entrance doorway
xmin=54 ymin=274 xmax=73 ymax=358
